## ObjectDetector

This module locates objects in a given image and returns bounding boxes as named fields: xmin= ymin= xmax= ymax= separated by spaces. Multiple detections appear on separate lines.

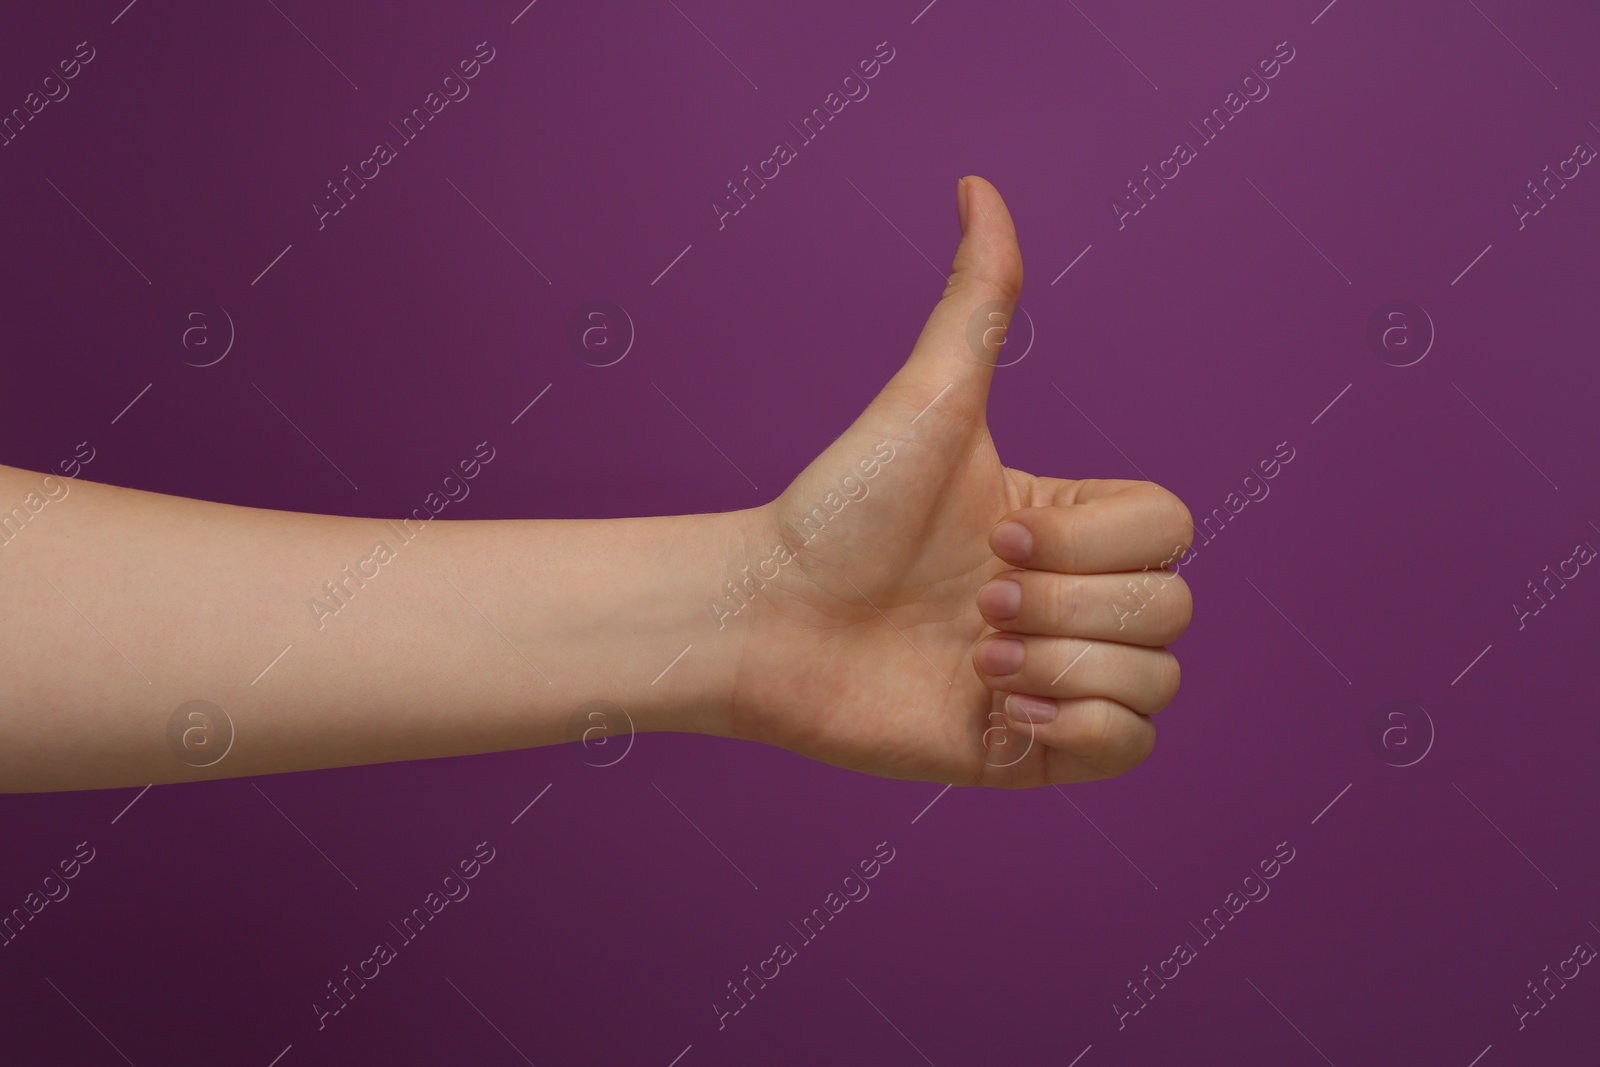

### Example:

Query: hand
xmin=723 ymin=176 xmax=1194 ymax=788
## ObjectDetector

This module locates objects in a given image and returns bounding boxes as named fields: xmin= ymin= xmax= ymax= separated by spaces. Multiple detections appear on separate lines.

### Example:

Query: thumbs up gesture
xmin=725 ymin=176 xmax=1195 ymax=788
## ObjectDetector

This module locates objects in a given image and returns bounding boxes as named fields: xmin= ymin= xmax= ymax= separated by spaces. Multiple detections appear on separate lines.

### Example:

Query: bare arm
xmin=0 ymin=461 xmax=755 ymax=791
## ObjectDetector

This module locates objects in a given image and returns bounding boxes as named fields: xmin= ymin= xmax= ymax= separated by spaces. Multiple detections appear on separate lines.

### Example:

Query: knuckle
xmin=950 ymin=267 xmax=1022 ymax=307
xmin=1160 ymin=575 xmax=1194 ymax=641
xmin=1052 ymin=507 xmax=1087 ymax=571
xmin=1055 ymin=575 xmax=1080 ymax=634
xmin=986 ymin=270 xmax=1024 ymax=305
xmin=1125 ymin=716 xmax=1157 ymax=771
xmin=1170 ymin=497 xmax=1196 ymax=555
xmin=1093 ymin=700 xmax=1155 ymax=777
xmin=1085 ymin=698 xmax=1116 ymax=755
xmin=1155 ymin=651 xmax=1183 ymax=707
xmin=1094 ymin=700 xmax=1120 ymax=758
xmin=1150 ymin=486 xmax=1194 ymax=556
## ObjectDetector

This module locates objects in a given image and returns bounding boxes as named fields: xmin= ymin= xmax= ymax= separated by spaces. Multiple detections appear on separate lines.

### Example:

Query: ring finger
xmin=971 ymin=633 xmax=1180 ymax=715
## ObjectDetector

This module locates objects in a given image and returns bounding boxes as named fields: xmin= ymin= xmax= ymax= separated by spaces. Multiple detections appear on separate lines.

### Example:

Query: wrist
xmin=411 ymin=505 xmax=765 ymax=755
xmin=594 ymin=505 xmax=769 ymax=741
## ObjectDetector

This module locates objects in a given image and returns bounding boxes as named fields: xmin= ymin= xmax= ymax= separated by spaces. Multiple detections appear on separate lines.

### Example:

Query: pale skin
xmin=0 ymin=176 xmax=1193 ymax=794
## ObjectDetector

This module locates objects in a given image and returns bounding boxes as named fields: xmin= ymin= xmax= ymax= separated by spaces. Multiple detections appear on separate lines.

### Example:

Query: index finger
xmin=989 ymin=481 xmax=1193 ymax=574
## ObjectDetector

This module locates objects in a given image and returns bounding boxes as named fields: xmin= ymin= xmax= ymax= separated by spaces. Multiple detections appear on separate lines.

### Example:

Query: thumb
xmin=896 ymin=175 xmax=1024 ymax=422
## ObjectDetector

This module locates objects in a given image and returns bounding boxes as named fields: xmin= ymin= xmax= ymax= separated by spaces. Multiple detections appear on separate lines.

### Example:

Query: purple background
xmin=2 ymin=0 xmax=1598 ymax=1063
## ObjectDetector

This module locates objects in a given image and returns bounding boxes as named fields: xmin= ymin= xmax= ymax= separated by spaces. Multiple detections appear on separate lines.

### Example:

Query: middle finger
xmin=976 ymin=568 xmax=1192 ymax=647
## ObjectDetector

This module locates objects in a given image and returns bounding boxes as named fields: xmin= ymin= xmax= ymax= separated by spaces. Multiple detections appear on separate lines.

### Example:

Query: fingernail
xmin=991 ymin=521 xmax=1032 ymax=565
xmin=1006 ymin=693 xmax=1057 ymax=724
xmin=976 ymin=638 xmax=1024 ymax=676
xmin=957 ymin=176 xmax=970 ymax=234
xmin=977 ymin=579 xmax=1021 ymax=620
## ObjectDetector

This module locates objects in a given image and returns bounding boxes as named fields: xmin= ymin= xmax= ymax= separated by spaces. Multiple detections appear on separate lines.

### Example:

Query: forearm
xmin=0 ymin=464 xmax=753 ymax=792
